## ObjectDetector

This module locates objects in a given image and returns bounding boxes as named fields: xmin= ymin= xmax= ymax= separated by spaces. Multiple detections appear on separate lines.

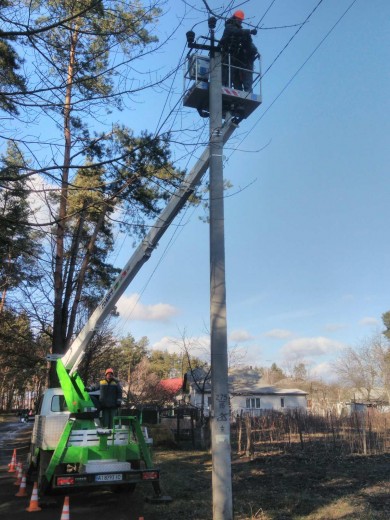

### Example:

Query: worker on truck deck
xmin=90 ymin=368 xmax=122 ymax=428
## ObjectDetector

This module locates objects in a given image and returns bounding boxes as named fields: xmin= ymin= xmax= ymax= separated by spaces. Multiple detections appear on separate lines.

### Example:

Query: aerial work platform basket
xmin=183 ymin=54 xmax=262 ymax=120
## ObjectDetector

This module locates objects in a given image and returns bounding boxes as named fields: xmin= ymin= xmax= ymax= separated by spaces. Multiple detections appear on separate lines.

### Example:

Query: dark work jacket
xmin=96 ymin=378 xmax=122 ymax=408
xmin=220 ymin=17 xmax=258 ymax=63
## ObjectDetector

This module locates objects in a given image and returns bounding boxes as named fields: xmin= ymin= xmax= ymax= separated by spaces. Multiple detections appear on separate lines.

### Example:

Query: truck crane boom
xmin=28 ymin=114 xmax=238 ymax=495
xmin=27 ymin=39 xmax=263 ymax=496
xmin=62 ymin=117 xmax=237 ymax=374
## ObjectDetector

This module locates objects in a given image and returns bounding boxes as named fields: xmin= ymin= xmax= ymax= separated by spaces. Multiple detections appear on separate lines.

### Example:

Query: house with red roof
xmin=158 ymin=377 xmax=185 ymax=405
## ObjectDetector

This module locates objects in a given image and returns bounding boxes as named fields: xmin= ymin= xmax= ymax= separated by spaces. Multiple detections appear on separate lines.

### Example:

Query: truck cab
xmin=31 ymin=389 xmax=69 ymax=452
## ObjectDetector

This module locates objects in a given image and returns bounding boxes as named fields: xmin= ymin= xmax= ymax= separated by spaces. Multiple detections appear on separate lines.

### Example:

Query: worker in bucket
xmin=220 ymin=10 xmax=259 ymax=92
xmin=90 ymin=368 xmax=122 ymax=428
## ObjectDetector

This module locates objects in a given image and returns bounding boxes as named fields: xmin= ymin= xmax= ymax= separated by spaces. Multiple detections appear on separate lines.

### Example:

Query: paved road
xmin=0 ymin=416 xmax=154 ymax=520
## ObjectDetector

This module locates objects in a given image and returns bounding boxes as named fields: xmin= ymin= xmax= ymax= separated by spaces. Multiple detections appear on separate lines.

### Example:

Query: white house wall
xmin=231 ymin=394 xmax=307 ymax=413
xmin=189 ymin=390 xmax=307 ymax=414
xmin=191 ymin=391 xmax=211 ymax=410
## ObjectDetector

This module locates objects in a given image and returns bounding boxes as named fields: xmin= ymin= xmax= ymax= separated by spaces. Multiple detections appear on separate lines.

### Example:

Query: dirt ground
xmin=145 ymin=442 xmax=390 ymax=520
xmin=1 ymin=415 xmax=390 ymax=520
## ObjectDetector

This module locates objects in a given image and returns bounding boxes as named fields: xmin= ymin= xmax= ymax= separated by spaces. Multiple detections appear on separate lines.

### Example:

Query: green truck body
xmin=28 ymin=360 xmax=160 ymax=497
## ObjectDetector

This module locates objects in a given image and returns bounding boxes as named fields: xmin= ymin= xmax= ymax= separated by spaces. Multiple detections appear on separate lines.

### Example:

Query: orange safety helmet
xmin=233 ymin=10 xmax=245 ymax=20
xmin=105 ymin=368 xmax=114 ymax=375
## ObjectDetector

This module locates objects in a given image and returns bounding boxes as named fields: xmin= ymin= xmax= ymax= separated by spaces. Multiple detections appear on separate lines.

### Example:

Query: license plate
xmin=95 ymin=473 xmax=123 ymax=482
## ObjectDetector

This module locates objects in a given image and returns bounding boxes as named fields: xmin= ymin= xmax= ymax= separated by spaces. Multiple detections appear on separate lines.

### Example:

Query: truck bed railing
xmin=67 ymin=418 xmax=152 ymax=447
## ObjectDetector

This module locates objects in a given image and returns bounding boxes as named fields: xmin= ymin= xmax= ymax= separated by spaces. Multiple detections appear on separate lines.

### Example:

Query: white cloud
xmin=116 ymin=293 xmax=179 ymax=322
xmin=280 ymin=336 xmax=345 ymax=361
xmin=28 ymin=175 xmax=56 ymax=225
xmin=265 ymin=329 xmax=295 ymax=340
xmin=242 ymin=344 xmax=264 ymax=366
xmin=229 ymin=329 xmax=254 ymax=343
xmin=310 ymin=362 xmax=337 ymax=382
xmin=151 ymin=336 xmax=182 ymax=354
xmin=324 ymin=323 xmax=347 ymax=332
xmin=359 ymin=316 xmax=379 ymax=327
xmin=152 ymin=334 xmax=210 ymax=358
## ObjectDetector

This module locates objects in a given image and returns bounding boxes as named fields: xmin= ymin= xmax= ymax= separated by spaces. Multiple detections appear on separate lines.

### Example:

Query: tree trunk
xmin=66 ymin=207 xmax=107 ymax=347
xmin=52 ymin=27 xmax=78 ymax=369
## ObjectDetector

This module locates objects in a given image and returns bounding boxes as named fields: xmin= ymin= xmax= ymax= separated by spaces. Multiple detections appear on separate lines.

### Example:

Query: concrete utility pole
xmin=208 ymin=19 xmax=233 ymax=520
xmin=184 ymin=14 xmax=260 ymax=518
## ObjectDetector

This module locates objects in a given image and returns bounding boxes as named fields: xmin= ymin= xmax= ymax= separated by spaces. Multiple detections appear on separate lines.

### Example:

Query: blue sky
xmin=98 ymin=1 xmax=390 ymax=379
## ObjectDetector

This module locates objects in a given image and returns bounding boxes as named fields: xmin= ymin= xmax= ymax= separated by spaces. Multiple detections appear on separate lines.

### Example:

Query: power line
xmin=261 ymin=0 xmax=325 ymax=79
xmin=146 ymin=0 xmax=359 ymax=301
xmin=114 ymin=0 xmax=329 ymax=326
xmin=229 ymin=0 xmax=359 ymax=157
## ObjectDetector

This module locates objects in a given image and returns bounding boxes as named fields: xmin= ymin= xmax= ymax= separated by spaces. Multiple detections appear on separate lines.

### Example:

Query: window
xmin=246 ymin=397 xmax=260 ymax=409
xmin=51 ymin=395 xmax=68 ymax=412
xmin=280 ymin=398 xmax=285 ymax=408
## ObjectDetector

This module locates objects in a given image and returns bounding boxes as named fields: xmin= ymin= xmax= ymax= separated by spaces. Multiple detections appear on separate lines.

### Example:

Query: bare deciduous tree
xmin=333 ymin=332 xmax=390 ymax=402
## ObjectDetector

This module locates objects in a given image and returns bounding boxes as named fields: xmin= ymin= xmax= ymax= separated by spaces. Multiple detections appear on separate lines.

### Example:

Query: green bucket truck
xmin=27 ymin=112 xmax=238 ymax=499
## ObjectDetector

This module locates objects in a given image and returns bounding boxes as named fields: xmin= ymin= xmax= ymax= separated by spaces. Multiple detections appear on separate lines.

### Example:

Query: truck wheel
xmin=26 ymin=452 xmax=37 ymax=484
xmin=38 ymin=450 xmax=53 ymax=495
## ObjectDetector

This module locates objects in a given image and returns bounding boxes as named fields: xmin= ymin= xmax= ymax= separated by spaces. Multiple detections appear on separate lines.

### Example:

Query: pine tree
xmin=0 ymin=0 xmax=26 ymax=114
xmin=0 ymin=142 xmax=42 ymax=311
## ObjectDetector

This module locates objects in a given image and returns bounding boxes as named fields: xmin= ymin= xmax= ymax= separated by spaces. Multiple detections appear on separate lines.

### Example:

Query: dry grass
xmin=144 ymin=440 xmax=390 ymax=520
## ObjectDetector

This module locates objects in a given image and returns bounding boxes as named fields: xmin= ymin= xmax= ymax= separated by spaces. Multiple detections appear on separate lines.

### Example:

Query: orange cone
xmin=8 ymin=448 xmax=17 ymax=472
xmin=26 ymin=482 xmax=41 ymax=512
xmin=14 ymin=462 xmax=23 ymax=485
xmin=60 ymin=496 xmax=70 ymax=520
xmin=15 ymin=474 xmax=28 ymax=497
